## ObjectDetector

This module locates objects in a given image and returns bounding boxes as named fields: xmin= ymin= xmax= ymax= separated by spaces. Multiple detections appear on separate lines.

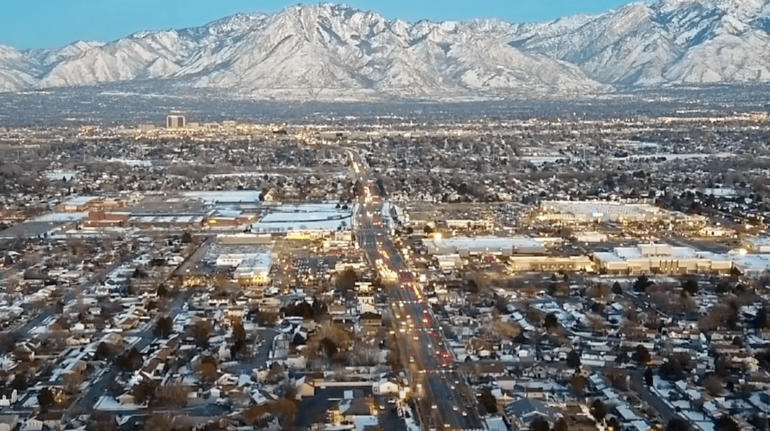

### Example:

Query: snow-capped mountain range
xmin=1 ymin=0 xmax=769 ymax=99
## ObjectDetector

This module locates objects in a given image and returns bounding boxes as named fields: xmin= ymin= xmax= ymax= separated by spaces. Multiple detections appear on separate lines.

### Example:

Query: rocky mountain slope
xmin=0 ymin=0 xmax=768 ymax=99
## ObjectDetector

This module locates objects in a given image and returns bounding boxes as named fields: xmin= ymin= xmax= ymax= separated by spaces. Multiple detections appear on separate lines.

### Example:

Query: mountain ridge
xmin=0 ymin=0 xmax=768 ymax=99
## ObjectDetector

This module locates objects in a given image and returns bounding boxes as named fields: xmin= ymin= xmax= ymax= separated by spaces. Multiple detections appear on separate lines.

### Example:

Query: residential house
xmin=0 ymin=415 xmax=17 ymax=431
xmin=0 ymin=389 xmax=17 ymax=407
xmin=373 ymin=379 xmax=399 ymax=395
xmin=504 ymin=398 xmax=558 ymax=431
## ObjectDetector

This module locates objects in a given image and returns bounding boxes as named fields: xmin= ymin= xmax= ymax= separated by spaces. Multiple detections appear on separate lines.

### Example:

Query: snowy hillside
xmin=0 ymin=0 xmax=768 ymax=99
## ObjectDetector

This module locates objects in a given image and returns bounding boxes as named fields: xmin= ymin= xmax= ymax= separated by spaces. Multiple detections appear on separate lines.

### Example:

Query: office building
xmin=166 ymin=114 xmax=186 ymax=129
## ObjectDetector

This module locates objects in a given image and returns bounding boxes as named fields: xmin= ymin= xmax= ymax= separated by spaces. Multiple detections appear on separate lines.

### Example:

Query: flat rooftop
xmin=234 ymin=253 xmax=273 ymax=276
xmin=60 ymin=196 xmax=99 ymax=206
xmin=594 ymin=244 xmax=731 ymax=262
xmin=426 ymin=236 xmax=544 ymax=251
xmin=181 ymin=190 xmax=261 ymax=205
xmin=254 ymin=203 xmax=352 ymax=233
xmin=541 ymin=201 xmax=664 ymax=217
xmin=732 ymin=254 xmax=770 ymax=272
xmin=31 ymin=212 xmax=88 ymax=223
xmin=746 ymin=236 xmax=770 ymax=246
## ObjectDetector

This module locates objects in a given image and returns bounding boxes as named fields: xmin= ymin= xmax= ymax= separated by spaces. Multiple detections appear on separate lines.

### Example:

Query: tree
xmin=0 ymin=333 xmax=16 ymax=354
xmin=63 ymin=371 xmax=84 ymax=394
xmin=566 ymin=350 xmax=581 ymax=369
xmin=11 ymin=373 xmax=28 ymax=391
xmin=531 ymin=417 xmax=551 ymax=431
xmin=703 ymin=375 xmax=723 ymax=396
xmin=181 ymin=232 xmax=193 ymax=244
xmin=155 ymin=316 xmax=173 ymax=338
xmin=335 ymin=268 xmax=358 ymax=294
xmin=116 ymin=347 xmax=143 ymax=372
xmin=423 ymin=225 xmax=434 ymax=235
xmin=661 ymin=353 xmax=693 ymax=380
xmin=587 ymin=314 xmax=607 ymax=333
xmin=477 ymin=387 xmax=498 ymax=414
xmin=587 ymin=284 xmax=611 ymax=300
xmin=732 ymin=336 xmax=743 ymax=348
xmin=320 ymin=338 xmax=339 ymax=358
xmin=666 ymin=418 xmax=691 ymax=431
xmin=634 ymin=275 xmax=651 ymax=293
xmin=146 ymin=413 xmax=174 ymax=431
xmin=605 ymin=368 xmax=629 ymax=391
xmin=754 ymin=307 xmax=770 ymax=329
xmin=607 ymin=416 xmax=621 ymax=431
xmin=192 ymin=319 xmax=212 ymax=348
xmin=590 ymin=399 xmax=606 ymax=422
xmin=714 ymin=416 xmax=739 ymax=431
xmin=157 ymin=283 xmax=169 ymax=298
xmin=90 ymin=412 xmax=117 ymax=431
xmin=544 ymin=313 xmax=559 ymax=332
xmin=199 ymin=362 xmax=218 ymax=386
xmin=644 ymin=367 xmax=654 ymax=387
xmin=634 ymin=345 xmax=651 ymax=365
xmin=682 ymin=279 xmax=699 ymax=296
xmin=132 ymin=380 xmax=157 ymax=405
xmin=232 ymin=321 xmax=246 ymax=342
xmin=553 ymin=418 xmax=569 ymax=431
xmin=38 ymin=387 xmax=56 ymax=411
xmin=612 ymin=281 xmax=623 ymax=295
xmin=154 ymin=385 xmax=188 ymax=408
xmin=570 ymin=374 xmax=587 ymax=395
xmin=95 ymin=342 xmax=112 ymax=361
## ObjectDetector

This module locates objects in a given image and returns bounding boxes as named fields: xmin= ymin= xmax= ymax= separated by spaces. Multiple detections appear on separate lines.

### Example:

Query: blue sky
xmin=0 ymin=0 xmax=630 ymax=49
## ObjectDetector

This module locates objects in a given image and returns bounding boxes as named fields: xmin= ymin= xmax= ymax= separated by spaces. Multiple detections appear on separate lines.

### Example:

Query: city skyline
xmin=0 ymin=0 xmax=630 ymax=49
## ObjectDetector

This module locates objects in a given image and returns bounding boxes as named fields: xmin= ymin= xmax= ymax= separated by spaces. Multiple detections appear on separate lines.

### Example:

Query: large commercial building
xmin=593 ymin=244 xmax=731 ymax=275
xmin=423 ymin=236 xmax=547 ymax=257
xmin=744 ymin=236 xmax=770 ymax=253
xmin=538 ymin=201 xmax=704 ymax=225
xmin=509 ymin=256 xmax=594 ymax=273
xmin=731 ymin=254 xmax=770 ymax=277
xmin=215 ymin=253 xmax=273 ymax=287
xmin=252 ymin=203 xmax=354 ymax=241
xmin=166 ymin=114 xmax=186 ymax=129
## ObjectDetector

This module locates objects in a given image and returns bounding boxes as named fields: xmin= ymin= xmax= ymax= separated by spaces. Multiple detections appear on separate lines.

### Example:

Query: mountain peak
xmin=0 ymin=0 xmax=769 ymax=99
xmin=659 ymin=0 xmax=768 ymax=16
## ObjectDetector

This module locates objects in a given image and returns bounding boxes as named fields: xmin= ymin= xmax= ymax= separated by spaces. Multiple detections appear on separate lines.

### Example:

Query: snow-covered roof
xmin=254 ymin=203 xmax=352 ymax=232
xmin=181 ymin=190 xmax=261 ymax=204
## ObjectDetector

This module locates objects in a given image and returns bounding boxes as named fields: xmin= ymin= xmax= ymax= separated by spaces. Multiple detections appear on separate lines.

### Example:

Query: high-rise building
xmin=166 ymin=114 xmax=186 ymax=129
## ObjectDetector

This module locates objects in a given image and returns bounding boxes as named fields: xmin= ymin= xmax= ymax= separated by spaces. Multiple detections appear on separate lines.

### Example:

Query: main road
xmin=349 ymin=152 xmax=484 ymax=431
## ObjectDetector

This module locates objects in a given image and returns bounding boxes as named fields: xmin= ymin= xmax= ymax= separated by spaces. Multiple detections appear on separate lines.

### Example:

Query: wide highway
xmin=350 ymin=152 xmax=484 ymax=431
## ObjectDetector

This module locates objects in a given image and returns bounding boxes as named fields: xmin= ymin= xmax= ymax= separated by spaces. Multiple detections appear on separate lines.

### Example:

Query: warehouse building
xmin=509 ymin=256 xmax=594 ymax=273
xmin=423 ymin=236 xmax=547 ymax=256
xmin=216 ymin=253 xmax=273 ymax=287
xmin=538 ymin=201 xmax=704 ymax=225
xmin=744 ymin=236 xmax=770 ymax=253
xmin=593 ymin=244 xmax=731 ymax=275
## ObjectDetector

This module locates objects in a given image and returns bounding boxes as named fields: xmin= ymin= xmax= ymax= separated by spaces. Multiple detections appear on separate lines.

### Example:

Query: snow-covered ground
xmin=30 ymin=212 xmax=87 ymax=223
xmin=2 ymin=1 xmax=769 ymax=96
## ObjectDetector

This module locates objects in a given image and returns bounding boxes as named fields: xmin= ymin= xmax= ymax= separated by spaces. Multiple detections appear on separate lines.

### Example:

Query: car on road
xmin=431 ymin=404 xmax=437 ymax=410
